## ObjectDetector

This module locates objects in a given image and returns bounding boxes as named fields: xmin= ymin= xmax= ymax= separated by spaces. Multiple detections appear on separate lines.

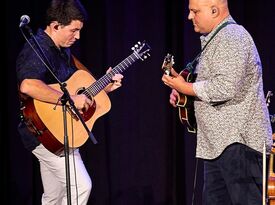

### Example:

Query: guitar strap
xmin=185 ymin=21 xmax=236 ymax=73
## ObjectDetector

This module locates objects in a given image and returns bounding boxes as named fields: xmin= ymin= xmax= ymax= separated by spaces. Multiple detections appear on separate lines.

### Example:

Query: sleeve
xmin=16 ymin=43 xmax=48 ymax=85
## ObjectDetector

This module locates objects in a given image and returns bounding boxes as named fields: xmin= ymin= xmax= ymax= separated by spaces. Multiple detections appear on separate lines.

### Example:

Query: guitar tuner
xmin=132 ymin=41 xmax=151 ymax=61
xmin=161 ymin=53 xmax=175 ymax=76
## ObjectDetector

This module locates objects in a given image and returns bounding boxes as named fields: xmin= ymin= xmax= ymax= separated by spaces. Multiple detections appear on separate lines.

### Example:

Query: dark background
xmin=3 ymin=0 xmax=275 ymax=204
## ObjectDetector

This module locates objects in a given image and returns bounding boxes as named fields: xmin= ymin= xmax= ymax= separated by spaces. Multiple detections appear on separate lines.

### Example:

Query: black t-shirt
xmin=16 ymin=28 xmax=77 ymax=151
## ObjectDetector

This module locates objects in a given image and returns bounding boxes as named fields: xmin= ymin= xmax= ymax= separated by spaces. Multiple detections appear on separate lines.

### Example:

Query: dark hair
xmin=45 ymin=0 xmax=88 ymax=26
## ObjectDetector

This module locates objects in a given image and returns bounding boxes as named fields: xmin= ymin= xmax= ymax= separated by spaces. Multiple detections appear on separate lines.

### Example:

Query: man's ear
xmin=211 ymin=6 xmax=219 ymax=17
xmin=54 ymin=24 xmax=59 ymax=30
xmin=50 ymin=21 xmax=59 ymax=30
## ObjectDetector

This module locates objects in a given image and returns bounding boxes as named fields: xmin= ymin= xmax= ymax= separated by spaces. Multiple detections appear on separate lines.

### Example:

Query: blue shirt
xmin=16 ymin=29 xmax=77 ymax=151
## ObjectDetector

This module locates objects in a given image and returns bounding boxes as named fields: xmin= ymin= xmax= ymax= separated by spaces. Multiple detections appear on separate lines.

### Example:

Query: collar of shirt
xmin=200 ymin=15 xmax=236 ymax=48
xmin=36 ymin=28 xmax=71 ymax=62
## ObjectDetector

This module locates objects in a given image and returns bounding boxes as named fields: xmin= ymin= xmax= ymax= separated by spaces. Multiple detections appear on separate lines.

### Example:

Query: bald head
xmin=199 ymin=0 xmax=227 ymax=5
xmin=199 ymin=0 xmax=229 ymax=14
xmin=212 ymin=0 xmax=228 ymax=11
xmin=188 ymin=0 xmax=230 ymax=34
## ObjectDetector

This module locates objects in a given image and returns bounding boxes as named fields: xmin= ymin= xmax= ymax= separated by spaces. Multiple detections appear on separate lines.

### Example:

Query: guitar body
xmin=22 ymin=70 xmax=111 ymax=155
xmin=177 ymin=70 xmax=197 ymax=133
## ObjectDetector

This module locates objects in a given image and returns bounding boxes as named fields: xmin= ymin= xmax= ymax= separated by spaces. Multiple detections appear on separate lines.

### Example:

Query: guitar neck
xmin=86 ymin=52 xmax=140 ymax=97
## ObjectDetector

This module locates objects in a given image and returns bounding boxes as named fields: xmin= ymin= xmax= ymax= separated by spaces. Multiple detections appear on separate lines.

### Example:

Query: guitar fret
xmin=118 ymin=65 xmax=124 ymax=72
xmin=115 ymin=65 xmax=122 ymax=73
xmin=83 ymin=89 xmax=91 ymax=97
xmin=90 ymin=90 xmax=96 ymax=96
xmin=122 ymin=61 xmax=128 ymax=67
xmin=133 ymin=52 xmax=140 ymax=60
xmin=119 ymin=63 xmax=125 ymax=70
xmin=125 ymin=58 xmax=132 ymax=65
xmin=129 ymin=55 xmax=135 ymax=62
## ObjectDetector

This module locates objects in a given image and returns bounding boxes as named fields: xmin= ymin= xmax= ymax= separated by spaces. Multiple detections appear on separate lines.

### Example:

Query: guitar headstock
xmin=132 ymin=41 xmax=151 ymax=61
xmin=162 ymin=53 xmax=175 ymax=75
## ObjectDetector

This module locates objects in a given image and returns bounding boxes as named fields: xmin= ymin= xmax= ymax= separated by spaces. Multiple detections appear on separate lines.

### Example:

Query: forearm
xmin=176 ymin=81 xmax=196 ymax=96
xmin=19 ymin=79 xmax=63 ymax=104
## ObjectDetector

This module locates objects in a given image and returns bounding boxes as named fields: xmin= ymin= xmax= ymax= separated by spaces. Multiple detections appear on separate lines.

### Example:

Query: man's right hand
xmin=71 ymin=94 xmax=93 ymax=114
xmin=169 ymin=89 xmax=179 ymax=108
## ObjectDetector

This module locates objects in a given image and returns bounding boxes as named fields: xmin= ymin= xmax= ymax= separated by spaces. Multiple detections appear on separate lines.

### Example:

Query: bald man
xmin=162 ymin=0 xmax=273 ymax=204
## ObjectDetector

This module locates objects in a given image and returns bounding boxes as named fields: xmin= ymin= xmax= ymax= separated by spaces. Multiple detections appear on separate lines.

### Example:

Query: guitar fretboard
xmin=84 ymin=52 xmax=140 ymax=97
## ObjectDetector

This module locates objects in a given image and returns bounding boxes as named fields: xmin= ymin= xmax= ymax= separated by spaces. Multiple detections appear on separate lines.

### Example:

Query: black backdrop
xmin=3 ymin=0 xmax=275 ymax=204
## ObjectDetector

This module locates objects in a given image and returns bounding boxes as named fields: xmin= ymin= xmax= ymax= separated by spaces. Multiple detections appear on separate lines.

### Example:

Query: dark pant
xmin=202 ymin=143 xmax=263 ymax=205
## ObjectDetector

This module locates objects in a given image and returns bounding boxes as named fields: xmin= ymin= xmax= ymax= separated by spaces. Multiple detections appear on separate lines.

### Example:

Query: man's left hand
xmin=104 ymin=67 xmax=124 ymax=93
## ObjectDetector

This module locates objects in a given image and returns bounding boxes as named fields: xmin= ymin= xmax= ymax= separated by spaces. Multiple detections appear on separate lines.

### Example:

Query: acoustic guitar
xmin=21 ymin=41 xmax=151 ymax=155
xmin=161 ymin=53 xmax=197 ymax=133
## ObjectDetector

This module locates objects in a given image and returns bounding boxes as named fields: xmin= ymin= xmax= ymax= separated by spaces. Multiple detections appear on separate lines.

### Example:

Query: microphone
xmin=19 ymin=15 xmax=30 ymax=28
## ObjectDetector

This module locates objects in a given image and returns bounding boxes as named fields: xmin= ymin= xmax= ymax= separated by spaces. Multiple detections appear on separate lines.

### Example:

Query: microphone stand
xmin=20 ymin=25 xmax=97 ymax=205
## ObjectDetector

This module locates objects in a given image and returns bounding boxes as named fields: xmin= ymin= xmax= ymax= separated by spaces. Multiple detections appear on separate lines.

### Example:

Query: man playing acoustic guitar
xmin=16 ymin=0 xmax=123 ymax=204
xmin=162 ymin=0 xmax=273 ymax=204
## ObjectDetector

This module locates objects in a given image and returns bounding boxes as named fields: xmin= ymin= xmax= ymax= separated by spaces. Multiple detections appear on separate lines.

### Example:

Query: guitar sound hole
xmin=75 ymin=87 xmax=96 ymax=121
xmin=76 ymin=87 xmax=93 ymax=101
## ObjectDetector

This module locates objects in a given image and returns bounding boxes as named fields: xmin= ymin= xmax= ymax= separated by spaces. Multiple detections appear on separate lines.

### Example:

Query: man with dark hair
xmin=162 ymin=0 xmax=273 ymax=204
xmin=16 ymin=0 xmax=123 ymax=204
